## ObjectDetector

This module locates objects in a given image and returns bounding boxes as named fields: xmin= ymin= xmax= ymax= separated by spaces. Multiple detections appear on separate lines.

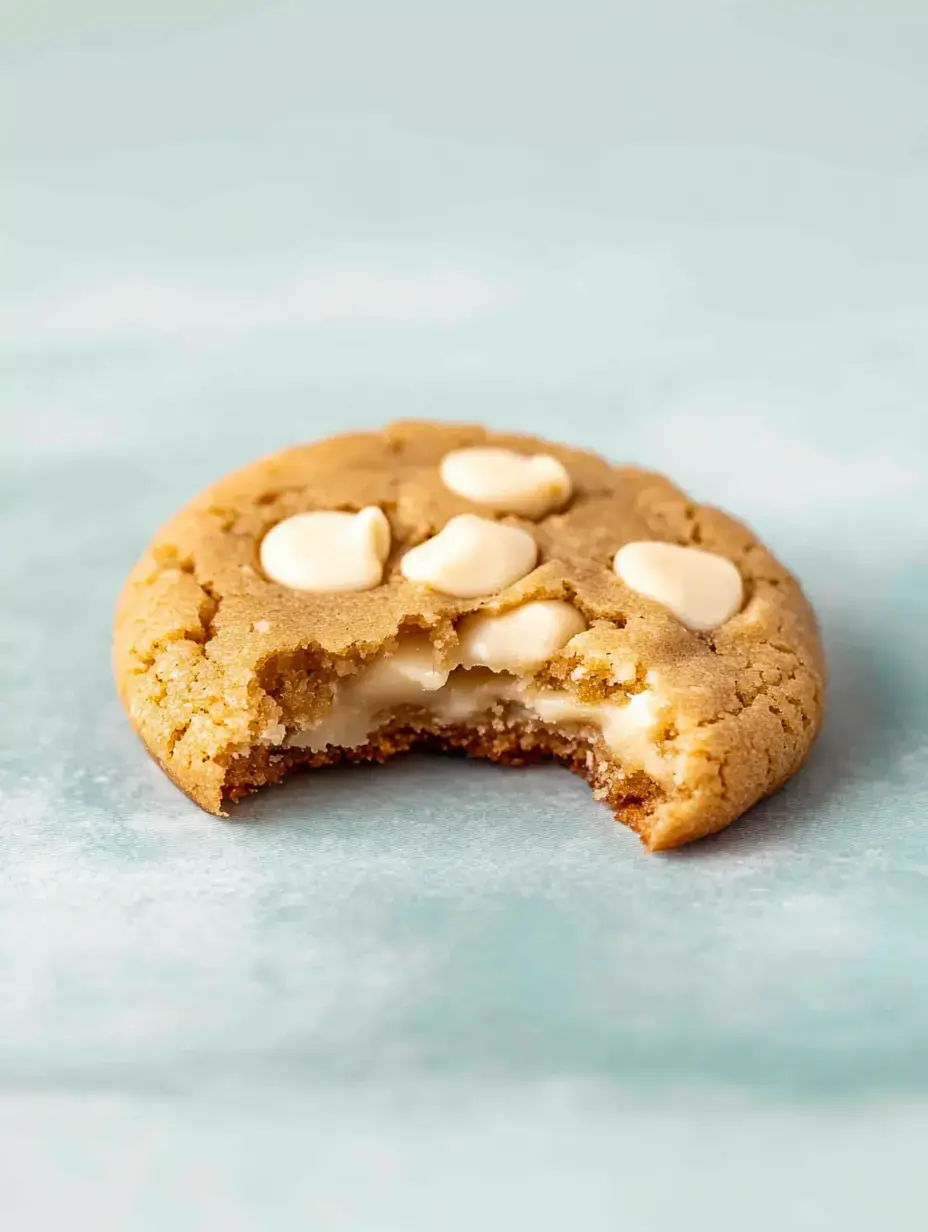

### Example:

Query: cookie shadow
xmin=230 ymin=747 xmax=592 ymax=843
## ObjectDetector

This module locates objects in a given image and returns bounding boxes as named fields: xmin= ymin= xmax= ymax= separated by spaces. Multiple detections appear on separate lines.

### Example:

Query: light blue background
xmin=1 ymin=2 xmax=927 ymax=1227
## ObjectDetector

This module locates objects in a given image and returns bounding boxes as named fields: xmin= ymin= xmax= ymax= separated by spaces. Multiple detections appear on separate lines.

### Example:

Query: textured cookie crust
xmin=113 ymin=421 xmax=825 ymax=850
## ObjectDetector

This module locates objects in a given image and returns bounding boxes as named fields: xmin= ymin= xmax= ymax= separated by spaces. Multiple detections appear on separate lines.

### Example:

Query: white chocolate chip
xmin=400 ymin=513 xmax=538 ymax=598
xmin=253 ymin=620 xmax=273 ymax=634
xmin=260 ymin=506 xmax=391 ymax=592
xmin=457 ymin=600 xmax=587 ymax=672
xmin=440 ymin=447 xmax=572 ymax=518
xmin=613 ymin=541 xmax=743 ymax=631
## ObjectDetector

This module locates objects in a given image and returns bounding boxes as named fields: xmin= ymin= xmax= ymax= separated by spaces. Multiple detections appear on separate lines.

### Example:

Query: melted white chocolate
xmin=284 ymin=636 xmax=672 ymax=785
xmin=457 ymin=600 xmax=587 ymax=671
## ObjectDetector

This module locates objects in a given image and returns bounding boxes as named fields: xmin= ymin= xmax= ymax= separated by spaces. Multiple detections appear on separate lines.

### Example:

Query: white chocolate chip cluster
xmin=258 ymin=445 xmax=744 ymax=633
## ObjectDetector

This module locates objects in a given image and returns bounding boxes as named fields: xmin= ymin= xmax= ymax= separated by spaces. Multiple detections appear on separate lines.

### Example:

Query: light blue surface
xmin=1 ymin=2 xmax=927 ymax=1227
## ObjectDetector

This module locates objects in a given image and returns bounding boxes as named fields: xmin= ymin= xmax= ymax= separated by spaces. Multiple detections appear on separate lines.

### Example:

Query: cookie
xmin=113 ymin=421 xmax=825 ymax=850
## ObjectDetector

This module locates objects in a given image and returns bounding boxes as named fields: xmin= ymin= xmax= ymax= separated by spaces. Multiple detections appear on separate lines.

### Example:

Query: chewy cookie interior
xmin=224 ymin=623 xmax=670 ymax=838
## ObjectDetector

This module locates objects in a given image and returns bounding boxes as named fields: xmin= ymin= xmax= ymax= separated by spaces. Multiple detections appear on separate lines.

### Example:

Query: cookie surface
xmin=113 ymin=421 xmax=825 ymax=850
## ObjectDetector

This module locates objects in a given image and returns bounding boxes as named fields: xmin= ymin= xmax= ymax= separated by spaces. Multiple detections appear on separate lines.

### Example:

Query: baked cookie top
xmin=113 ymin=420 xmax=825 ymax=849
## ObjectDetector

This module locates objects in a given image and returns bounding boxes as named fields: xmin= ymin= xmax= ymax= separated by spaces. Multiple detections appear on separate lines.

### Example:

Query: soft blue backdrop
xmin=1 ymin=2 xmax=927 ymax=1227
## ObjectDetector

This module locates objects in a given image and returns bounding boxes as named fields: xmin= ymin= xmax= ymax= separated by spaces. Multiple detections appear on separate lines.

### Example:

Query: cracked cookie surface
xmin=113 ymin=420 xmax=825 ymax=850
